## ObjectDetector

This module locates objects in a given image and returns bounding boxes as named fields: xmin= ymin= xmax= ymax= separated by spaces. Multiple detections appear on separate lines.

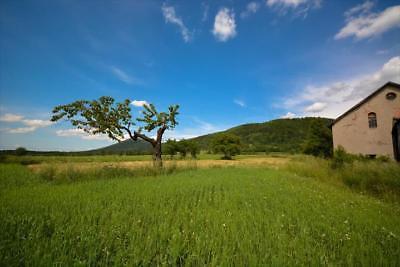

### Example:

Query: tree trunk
xmin=152 ymin=141 xmax=163 ymax=168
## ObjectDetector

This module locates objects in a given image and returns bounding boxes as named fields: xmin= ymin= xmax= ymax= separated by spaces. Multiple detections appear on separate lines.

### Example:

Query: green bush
xmin=330 ymin=146 xmax=354 ymax=169
xmin=302 ymin=119 xmax=332 ymax=158
xmin=211 ymin=134 xmax=241 ymax=160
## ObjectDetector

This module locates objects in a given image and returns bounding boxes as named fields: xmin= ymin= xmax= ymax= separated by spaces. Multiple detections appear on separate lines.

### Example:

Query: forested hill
xmin=97 ymin=117 xmax=333 ymax=154
xmin=192 ymin=117 xmax=333 ymax=153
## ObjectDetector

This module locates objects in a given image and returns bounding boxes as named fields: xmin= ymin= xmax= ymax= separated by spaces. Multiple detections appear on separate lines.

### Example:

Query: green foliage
xmin=175 ymin=139 xmax=200 ymax=159
xmin=285 ymin=155 xmax=400 ymax=201
xmin=136 ymin=103 xmax=179 ymax=132
xmin=187 ymin=141 xmax=199 ymax=158
xmin=331 ymin=146 xmax=354 ymax=169
xmin=192 ymin=117 xmax=333 ymax=154
xmin=51 ymin=96 xmax=132 ymax=141
xmin=51 ymin=96 xmax=180 ymax=164
xmin=15 ymin=147 xmax=28 ymax=156
xmin=211 ymin=134 xmax=241 ymax=160
xmin=303 ymin=119 xmax=333 ymax=158
xmin=1 ymin=164 xmax=400 ymax=266
xmin=163 ymin=139 xmax=179 ymax=158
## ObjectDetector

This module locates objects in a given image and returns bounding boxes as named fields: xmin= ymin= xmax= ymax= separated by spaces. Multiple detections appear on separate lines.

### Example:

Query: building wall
xmin=332 ymin=85 xmax=400 ymax=159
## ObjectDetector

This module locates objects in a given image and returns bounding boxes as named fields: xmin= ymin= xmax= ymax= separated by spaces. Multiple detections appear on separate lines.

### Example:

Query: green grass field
xmin=1 ymin=158 xmax=400 ymax=266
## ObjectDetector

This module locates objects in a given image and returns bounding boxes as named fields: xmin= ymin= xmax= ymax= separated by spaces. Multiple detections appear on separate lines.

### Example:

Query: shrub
xmin=302 ymin=119 xmax=332 ymax=158
xmin=163 ymin=139 xmax=179 ymax=159
xmin=330 ymin=146 xmax=354 ymax=169
xmin=211 ymin=134 xmax=241 ymax=160
xmin=15 ymin=147 xmax=28 ymax=156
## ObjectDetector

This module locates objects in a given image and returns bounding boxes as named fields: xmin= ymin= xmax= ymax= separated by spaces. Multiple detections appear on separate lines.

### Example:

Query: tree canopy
xmin=51 ymin=96 xmax=179 ymax=166
xmin=211 ymin=134 xmax=241 ymax=160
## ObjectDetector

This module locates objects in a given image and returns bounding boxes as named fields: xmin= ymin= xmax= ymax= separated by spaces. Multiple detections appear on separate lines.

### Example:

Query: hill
xmin=192 ymin=117 xmax=333 ymax=153
xmin=96 ymin=117 xmax=333 ymax=154
xmin=91 ymin=139 xmax=152 ymax=154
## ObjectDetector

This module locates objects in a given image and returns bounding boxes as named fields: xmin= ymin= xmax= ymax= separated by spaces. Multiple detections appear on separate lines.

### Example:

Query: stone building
xmin=332 ymin=82 xmax=400 ymax=161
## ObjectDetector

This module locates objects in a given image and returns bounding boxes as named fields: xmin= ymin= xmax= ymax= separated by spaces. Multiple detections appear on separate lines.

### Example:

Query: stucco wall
xmin=332 ymin=85 xmax=400 ymax=159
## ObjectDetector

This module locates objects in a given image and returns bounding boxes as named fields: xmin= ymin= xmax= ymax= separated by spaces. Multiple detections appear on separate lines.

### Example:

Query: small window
xmin=368 ymin=112 xmax=377 ymax=128
xmin=386 ymin=92 xmax=397 ymax=100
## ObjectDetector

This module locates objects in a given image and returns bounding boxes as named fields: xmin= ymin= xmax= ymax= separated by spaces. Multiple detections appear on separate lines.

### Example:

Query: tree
xmin=303 ymin=119 xmax=333 ymax=158
xmin=163 ymin=139 xmax=178 ymax=159
xmin=177 ymin=140 xmax=200 ymax=159
xmin=51 ymin=96 xmax=179 ymax=167
xmin=187 ymin=141 xmax=200 ymax=159
xmin=176 ymin=139 xmax=189 ymax=158
xmin=15 ymin=147 xmax=27 ymax=156
xmin=211 ymin=134 xmax=241 ymax=160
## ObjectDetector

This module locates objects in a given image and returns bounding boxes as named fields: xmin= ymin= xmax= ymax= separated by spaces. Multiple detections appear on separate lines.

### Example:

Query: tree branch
xmin=132 ymin=130 xmax=156 ymax=146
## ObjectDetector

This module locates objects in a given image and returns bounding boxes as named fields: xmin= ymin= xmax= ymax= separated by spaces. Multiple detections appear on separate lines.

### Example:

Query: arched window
xmin=368 ymin=112 xmax=377 ymax=128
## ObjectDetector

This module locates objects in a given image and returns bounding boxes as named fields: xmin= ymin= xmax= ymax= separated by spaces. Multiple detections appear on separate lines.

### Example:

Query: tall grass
xmin=284 ymin=155 xmax=400 ymax=201
xmin=35 ymin=161 xmax=198 ymax=184
xmin=1 ymin=164 xmax=399 ymax=265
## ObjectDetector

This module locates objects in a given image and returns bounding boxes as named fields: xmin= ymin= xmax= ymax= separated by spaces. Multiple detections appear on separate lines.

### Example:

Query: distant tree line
xmin=3 ymin=117 xmax=333 ymax=161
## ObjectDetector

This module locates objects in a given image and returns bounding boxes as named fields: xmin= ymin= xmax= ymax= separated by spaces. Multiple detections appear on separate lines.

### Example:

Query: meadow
xmin=1 ymin=154 xmax=400 ymax=266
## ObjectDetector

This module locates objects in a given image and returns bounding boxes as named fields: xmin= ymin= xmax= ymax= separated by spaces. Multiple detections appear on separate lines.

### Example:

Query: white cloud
xmin=163 ymin=117 xmax=228 ymax=140
xmin=266 ymin=0 xmax=307 ymax=8
xmin=162 ymin=3 xmax=192 ymax=42
xmin=304 ymin=102 xmax=327 ymax=113
xmin=282 ymin=56 xmax=400 ymax=118
xmin=212 ymin=8 xmax=237 ymax=42
xmin=344 ymin=1 xmax=374 ymax=18
xmin=335 ymin=5 xmax=400 ymax=40
xmin=266 ymin=0 xmax=321 ymax=17
xmin=0 ymin=113 xmax=54 ymax=133
xmin=0 ymin=113 xmax=23 ymax=122
xmin=234 ymin=99 xmax=246 ymax=107
xmin=22 ymin=119 xmax=54 ymax=128
xmin=131 ymin=100 xmax=149 ymax=107
xmin=56 ymin=128 xmax=110 ymax=141
xmin=281 ymin=112 xmax=297 ymax=119
xmin=8 ymin=127 xmax=37 ymax=134
xmin=241 ymin=2 xmax=260 ymax=18
xmin=110 ymin=66 xmax=138 ymax=85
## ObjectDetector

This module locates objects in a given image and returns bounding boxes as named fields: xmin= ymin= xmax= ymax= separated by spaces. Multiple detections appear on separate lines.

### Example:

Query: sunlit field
xmin=1 ymin=155 xmax=400 ymax=266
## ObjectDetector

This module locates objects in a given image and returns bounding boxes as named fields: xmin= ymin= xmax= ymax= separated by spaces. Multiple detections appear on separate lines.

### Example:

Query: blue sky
xmin=0 ymin=0 xmax=399 ymax=151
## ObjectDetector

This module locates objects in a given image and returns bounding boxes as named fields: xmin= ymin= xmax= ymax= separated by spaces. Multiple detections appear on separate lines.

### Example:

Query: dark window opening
xmin=368 ymin=112 xmax=377 ymax=128
xmin=367 ymin=154 xmax=376 ymax=159
xmin=386 ymin=92 xmax=397 ymax=100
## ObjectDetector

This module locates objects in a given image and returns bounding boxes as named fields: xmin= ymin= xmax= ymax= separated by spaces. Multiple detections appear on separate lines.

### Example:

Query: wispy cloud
xmin=162 ymin=3 xmax=192 ymax=42
xmin=304 ymin=102 xmax=327 ymax=113
xmin=267 ymin=0 xmax=308 ymax=8
xmin=22 ymin=119 xmax=53 ymax=128
xmin=131 ymin=100 xmax=149 ymax=107
xmin=344 ymin=1 xmax=374 ymax=18
xmin=0 ymin=113 xmax=54 ymax=134
xmin=0 ymin=113 xmax=24 ymax=122
xmin=164 ymin=117 xmax=228 ymax=140
xmin=56 ymin=128 xmax=111 ymax=141
xmin=7 ymin=127 xmax=37 ymax=134
xmin=266 ymin=0 xmax=321 ymax=18
xmin=241 ymin=2 xmax=260 ymax=18
xmin=212 ymin=8 xmax=237 ymax=42
xmin=234 ymin=99 xmax=246 ymax=107
xmin=335 ymin=4 xmax=400 ymax=40
xmin=110 ymin=66 xmax=140 ymax=85
xmin=281 ymin=112 xmax=297 ymax=119
xmin=281 ymin=56 xmax=400 ymax=118
xmin=202 ymin=2 xmax=209 ymax=22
